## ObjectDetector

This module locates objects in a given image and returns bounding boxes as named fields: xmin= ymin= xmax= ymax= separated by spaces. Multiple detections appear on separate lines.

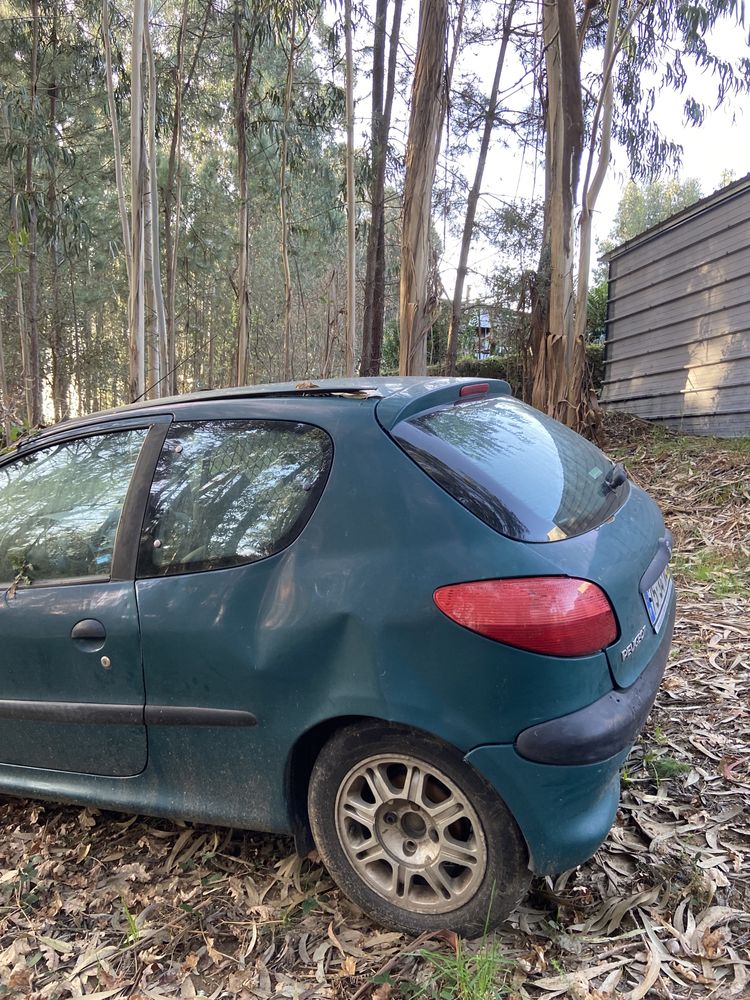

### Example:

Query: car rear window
xmin=391 ymin=396 xmax=628 ymax=542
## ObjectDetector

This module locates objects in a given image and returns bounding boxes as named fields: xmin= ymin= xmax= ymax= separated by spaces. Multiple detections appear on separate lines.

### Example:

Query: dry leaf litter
xmin=1 ymin=413 xmax=748 ymax=1000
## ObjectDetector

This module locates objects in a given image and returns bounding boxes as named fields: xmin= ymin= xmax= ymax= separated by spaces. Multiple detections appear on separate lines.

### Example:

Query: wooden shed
xmin=601 ymin=174 xmax=750 ymax=436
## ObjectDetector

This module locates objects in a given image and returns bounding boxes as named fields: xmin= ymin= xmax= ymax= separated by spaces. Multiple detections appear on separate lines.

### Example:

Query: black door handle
xmin=71 ymin=619 xmax=107 ymax=641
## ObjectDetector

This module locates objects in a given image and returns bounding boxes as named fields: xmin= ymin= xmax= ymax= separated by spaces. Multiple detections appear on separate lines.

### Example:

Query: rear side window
xmin=138 ymin=420 xmax=332 ymax=576
xmin=392 ymin=397 xmax=627 ymax=542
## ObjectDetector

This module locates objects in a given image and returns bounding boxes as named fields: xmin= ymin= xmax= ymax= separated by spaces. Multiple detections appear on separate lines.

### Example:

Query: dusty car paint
xmin=0 ymin=378 xmax=675 ymax=876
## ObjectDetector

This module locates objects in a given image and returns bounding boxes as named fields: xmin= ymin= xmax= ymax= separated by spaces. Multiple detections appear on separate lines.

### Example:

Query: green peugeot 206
xmin=0 ymin=377 xmax=675 ymax=936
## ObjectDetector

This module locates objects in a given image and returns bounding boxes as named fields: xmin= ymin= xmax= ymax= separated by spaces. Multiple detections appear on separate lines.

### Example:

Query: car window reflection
xmin=0 ymin=430 xmax=147 ymax=583
xmin=138 ymin=420 xmax=332 ymax=576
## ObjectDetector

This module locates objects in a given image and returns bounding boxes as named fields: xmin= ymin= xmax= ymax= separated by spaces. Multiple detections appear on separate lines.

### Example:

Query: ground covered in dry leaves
xmin=1 ymin=414 xmax=748 ymax=1000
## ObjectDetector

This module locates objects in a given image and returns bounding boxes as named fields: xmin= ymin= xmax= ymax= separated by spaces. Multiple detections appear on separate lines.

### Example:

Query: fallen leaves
xmin=0 ymin=413 xmax=748 ymax=999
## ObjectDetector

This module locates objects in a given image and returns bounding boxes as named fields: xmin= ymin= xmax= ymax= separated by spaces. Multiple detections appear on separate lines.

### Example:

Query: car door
xmin=134 ymin=418 xmax=333 ymax=803
xmin=0 ymin=419 xmax=168 ymax=777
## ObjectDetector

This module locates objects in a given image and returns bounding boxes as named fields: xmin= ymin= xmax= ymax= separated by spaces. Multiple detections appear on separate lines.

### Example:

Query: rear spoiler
xmin=375 ymin=378 xmax=512 ymax=431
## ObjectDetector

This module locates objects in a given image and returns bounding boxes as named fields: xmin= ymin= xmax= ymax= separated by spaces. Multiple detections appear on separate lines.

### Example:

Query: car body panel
xmin=0 ymin=581 xmax=146 ymax=775
xmin=464 ymin=744 xmax=630 ymax=873
xmin=0 ymin=378 xmax=675 ymax=879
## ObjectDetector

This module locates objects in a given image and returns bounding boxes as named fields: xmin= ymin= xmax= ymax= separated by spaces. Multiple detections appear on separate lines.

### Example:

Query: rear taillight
xmin=433 ymin=577 xmax=618 ymax=657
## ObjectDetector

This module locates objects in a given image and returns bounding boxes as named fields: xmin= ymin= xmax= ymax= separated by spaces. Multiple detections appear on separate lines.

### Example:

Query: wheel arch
xmin=286 ymin=715 xmax=458 ymax=854
xmin=287 ymin=714 xmax=375 ymax=854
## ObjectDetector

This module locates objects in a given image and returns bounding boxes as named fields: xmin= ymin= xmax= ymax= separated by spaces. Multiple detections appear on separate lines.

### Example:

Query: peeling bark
xmin=398 ymin=0 xmax=448 ymax=376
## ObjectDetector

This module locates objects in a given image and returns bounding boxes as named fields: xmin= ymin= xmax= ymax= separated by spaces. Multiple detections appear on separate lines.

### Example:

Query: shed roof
xmin=605 ymin=173 xmax=750 ymax=262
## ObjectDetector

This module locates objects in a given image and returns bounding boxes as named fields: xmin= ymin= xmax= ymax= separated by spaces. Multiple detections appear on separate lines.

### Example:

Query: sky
xmin=429 ymin=10 xmax=750 ymax=295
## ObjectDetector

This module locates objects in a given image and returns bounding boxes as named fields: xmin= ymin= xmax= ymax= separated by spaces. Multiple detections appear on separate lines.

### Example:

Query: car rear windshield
xmin=391 ymin=396 xmax=628 ymax=542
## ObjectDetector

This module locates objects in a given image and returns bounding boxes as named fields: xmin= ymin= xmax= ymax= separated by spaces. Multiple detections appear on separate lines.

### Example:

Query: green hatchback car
xmin=0 ymin=377 xmax=675 ymax=936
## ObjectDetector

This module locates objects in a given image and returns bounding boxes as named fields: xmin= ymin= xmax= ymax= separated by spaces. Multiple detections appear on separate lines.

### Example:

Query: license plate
xmin=643 ymin=566 xmax=672 ymax=632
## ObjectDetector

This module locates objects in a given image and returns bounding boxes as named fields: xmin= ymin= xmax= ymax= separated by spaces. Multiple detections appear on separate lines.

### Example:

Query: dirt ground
xmin=1 ymin=414 xmax=748 ymax=1000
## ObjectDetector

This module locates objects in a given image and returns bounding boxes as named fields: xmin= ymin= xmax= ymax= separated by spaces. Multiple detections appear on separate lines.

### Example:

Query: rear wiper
xmin=603 ymin=462 xmax=628 ymax=492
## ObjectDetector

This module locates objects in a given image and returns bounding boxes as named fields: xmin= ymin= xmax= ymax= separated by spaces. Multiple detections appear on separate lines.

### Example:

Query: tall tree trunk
xmin=3 ymin=99 xmax=31 ymax=425
xmin=529 ymin=0 xmax=583 ymax=427
xmin=163 ymin=0 xmax=208 ymax=393
xmin=145 ymin=12 xmax=167 ymax=396
xmin=48 ymin=0 xmax=69 ymax=421
xmin=69 ymin=260 xmax=83 ymax=414
xmin=26 ymin=0 xmax=43 ymax=426
xmin=435 ymin=0 xmax=465 ymax=166
xmin=0 ymin=311 xmax=11 ymax=445
xmin=279 ymin=4 xmax=297 ymax=381
xmin=398 ymin=0 xmax=448 ymax=375
xmin=129 ymin=0 xmax=147 ymax=401
xmin=361 ymin=0 xmax=402 ymax=377
xmin=232 ymin=2 xmax=259 ymax=386
xmin=343 ymin=0 xmax=356 ymax=376
xmin=446 ymin=2 xmax=515 ymax=373
xmin=102 ymin=0 xmax=132 ymax=281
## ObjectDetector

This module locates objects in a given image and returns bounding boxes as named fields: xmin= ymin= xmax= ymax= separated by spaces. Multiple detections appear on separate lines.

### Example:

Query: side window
xmin=138 ymin=420 xmax=333 ymax=576
xmin=0 ymin=429 xmax=147 ymax=584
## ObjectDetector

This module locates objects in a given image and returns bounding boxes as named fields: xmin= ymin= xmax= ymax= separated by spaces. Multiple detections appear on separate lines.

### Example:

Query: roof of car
xmin=15 ymin=376 xmax=512 ymax=449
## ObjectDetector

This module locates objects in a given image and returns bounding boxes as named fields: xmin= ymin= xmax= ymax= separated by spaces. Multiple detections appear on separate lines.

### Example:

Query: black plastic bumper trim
xmin=0 ymin=700 xmax=257 ymax=728
xmin=0 ymin=700 xmax=142 ymax=725
xmin=144 ymin=706 xmax=257 ymax=727
xmin=515 ymin=601 xmax=675 ymax=766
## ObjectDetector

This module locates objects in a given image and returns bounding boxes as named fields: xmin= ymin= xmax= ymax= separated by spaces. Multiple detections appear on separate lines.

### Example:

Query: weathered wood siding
xmin=601 ymin=176 xmax=750 ymax=437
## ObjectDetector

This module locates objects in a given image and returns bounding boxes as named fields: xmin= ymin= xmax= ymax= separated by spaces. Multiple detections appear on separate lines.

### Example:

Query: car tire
xmin=308 ymin=720 xmax=530 ymax=938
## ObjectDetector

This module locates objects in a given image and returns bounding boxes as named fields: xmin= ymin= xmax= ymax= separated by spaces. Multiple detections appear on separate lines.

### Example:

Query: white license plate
xmin=643 ymin=566 xmax=672 ymax=632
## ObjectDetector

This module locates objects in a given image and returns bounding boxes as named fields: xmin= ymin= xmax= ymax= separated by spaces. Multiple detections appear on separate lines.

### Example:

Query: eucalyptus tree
xmin=232 ymin=0 xmax=273 ymax=385
xmin=342 ymin=0 xmax=355 ymax=376
xmin=360 ymin=0 xmax=402 ymax=377
xmin=445 ymin=0 xmax=518 ymax=375
xmin=531 ymin=0 xmax=749 ymax=435
xmin=398 ymin=0 xmax=448 ymax=376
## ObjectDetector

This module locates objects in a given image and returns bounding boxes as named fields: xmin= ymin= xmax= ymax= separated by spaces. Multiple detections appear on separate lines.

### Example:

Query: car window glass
xmin=138 ymin=420 xmax=332 ymax=576
xmin=0 ymin=429 xmax=147 ymax=583
xmin=393 ymin=396 xmax=627 ymax=542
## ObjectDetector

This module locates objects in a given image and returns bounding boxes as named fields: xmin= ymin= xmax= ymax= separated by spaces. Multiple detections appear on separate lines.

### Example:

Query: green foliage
xmin=644 ymin=752 xmax=692 ymax=782
xmin=585 ymin=342 xmax=605 ymax=394
xmin=606 ymin=178 xmax=703 ymax=248
xmin=586 ymin=279 xmax=608 ymax=342
xmin=434 ymin=343 xmax=606 ymax=399
xmin=121 ymin=899 xmax=140 ymax=945
xmin=415 ymin=938 xmax=513 ymax=1000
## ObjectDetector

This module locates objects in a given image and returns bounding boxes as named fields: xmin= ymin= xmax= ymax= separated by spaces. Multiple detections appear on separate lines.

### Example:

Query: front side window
xmin=138 ymin=420 xmax=332 ymax=576
xmin=0 ymin=429 xmax=147 ymax=584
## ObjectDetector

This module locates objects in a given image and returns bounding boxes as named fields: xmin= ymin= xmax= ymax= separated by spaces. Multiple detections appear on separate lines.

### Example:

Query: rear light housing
xmin=458 ymin=382 xmax=489 ymax=398
xmin=433 ymin=577 xmax=618 ymax=657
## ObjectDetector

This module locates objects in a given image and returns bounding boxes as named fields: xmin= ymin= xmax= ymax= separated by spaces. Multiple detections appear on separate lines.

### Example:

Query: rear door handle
xmin=71 ymin=619 xmax=107 ymax=641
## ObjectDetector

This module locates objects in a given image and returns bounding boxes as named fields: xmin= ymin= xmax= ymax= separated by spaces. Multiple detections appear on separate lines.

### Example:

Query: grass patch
xmin=674 ymin=550 xmax=750 ymax=598
xmin=415 ymin=938 xmax=513 ymax=1000
xmin=644 ymin=752 xmax=692 ymax=782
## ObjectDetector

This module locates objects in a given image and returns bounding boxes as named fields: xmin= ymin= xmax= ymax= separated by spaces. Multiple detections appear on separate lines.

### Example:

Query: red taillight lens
xmin=433 ymin=577 xmax=618 ymax=657
xmin=458 ymin=382 xmax=489 ymax=397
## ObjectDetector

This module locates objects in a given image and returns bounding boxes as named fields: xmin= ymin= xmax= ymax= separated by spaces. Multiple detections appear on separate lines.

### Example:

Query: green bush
xmin=428 ymin=355 xmax=525 ymax=397
xmin=429 ymin=343 xmax=606 ymax=398
xmin=586 ymin=341 xmax=605 ymax=393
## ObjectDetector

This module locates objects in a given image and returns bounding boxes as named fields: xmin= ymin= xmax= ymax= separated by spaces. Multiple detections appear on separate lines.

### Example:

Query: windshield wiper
xmin=603 ymin=462 xmax=628 ymax=492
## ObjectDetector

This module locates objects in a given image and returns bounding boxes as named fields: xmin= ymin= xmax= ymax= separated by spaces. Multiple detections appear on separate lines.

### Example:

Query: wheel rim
xmin=335 ymin=753 xmax=488 ymax=914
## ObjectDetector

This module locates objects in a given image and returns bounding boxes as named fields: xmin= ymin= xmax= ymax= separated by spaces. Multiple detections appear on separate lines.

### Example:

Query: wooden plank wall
xmin=601 ymin=178 xmax=750 ymax=437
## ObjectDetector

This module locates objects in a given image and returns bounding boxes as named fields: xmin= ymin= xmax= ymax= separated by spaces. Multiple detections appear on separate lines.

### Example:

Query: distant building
xmin=474 ymin=311 xmax=494 ymax=359
xmin=601 ymin=174 xmax=750 ymax=437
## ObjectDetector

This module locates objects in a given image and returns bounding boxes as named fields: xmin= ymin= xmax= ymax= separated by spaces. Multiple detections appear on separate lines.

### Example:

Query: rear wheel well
xmin=287 ymin=715 xmax=374 ymax=855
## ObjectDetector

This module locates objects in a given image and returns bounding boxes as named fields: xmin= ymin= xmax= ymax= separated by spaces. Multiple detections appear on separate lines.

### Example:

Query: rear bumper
xmin=465 ymin=591 xmax=675 ymax=874
xmin=465 ymin=743 xmax=628 ymax=873
xmin=515 ymin=595 xmax=676 ymax=766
